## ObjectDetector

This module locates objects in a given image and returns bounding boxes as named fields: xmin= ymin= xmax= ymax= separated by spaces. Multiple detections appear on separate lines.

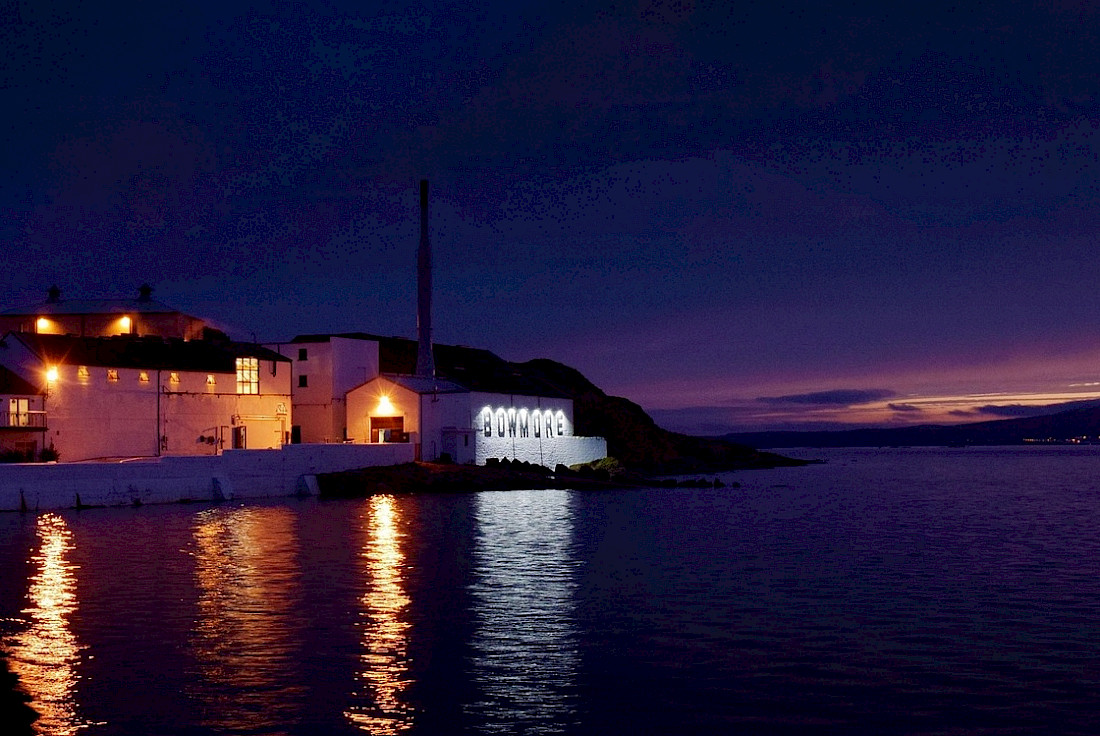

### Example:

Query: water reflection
xmin=190 ymin=506 xmax=303 ymax=734
xmin=468 ymin=490 xmax=580 ymax=733
xmin=5 ymin=513 xmax=87 ymax=735
xmin=345 ymin=495 xmax=415 ymax=734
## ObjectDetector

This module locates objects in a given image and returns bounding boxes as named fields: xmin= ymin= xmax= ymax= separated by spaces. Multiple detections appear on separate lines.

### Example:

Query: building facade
xmin=269 ymin=332 xmax=607 ymax=467
xmin=0 ymin=332 xmax=291 ymax=462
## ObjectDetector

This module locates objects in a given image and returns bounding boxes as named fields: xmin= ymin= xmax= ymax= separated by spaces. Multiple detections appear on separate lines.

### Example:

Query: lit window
xmin=169 ymin=372 xmax=180 ymax=384
xmin=139 ymin=371 xmax=149 ymax=383
xmin=36 ymin=317 xmax=48 ymax=332
xmin=77 ymin=365 xmax=89 ymax=379
xmin=120 ymin=316 xmax=132 ymax=332
xmin=107 ymin=369 xmax=119 ymax=382
xmin=235 ymin=357 xmax=259 ymax=394
xmin=206 ymin=374 xmax=216 ymax=386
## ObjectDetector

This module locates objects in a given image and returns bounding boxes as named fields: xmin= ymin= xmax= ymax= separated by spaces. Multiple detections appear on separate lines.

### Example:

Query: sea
xmin=3 ymin=446 xmax=1100 ymax=735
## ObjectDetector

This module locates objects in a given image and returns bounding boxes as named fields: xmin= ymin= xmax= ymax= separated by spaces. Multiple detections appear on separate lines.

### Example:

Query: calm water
xmin=4 ymin=446 xmax=1100 ymax=734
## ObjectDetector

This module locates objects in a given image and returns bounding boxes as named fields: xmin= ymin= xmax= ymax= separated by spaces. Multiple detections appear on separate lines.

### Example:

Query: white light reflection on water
xmin=4 ymin=513 xmax=89 ymax=735
xmin=190 ymin=506 xmax=304 ymax=735
xmin=345 ymin=494 xmax=414 ymax=734
xmin=467 ymin=490 xmax=580 ymax=734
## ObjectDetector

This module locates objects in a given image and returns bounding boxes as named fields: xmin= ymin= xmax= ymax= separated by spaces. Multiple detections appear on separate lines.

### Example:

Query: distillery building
xmin=0 ymin=331 xmax=292 ymax=462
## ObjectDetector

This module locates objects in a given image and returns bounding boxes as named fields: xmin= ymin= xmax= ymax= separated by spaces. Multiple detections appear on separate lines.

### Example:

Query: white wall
xmin=0 ymin=442 xmax=415 ymax=511
xmin=475 ymin=435 xmax=606 ymax=468
xmin=267 ymin=336 xmax=381 ymax=443
xmin=469 ymin=391 xmax=605 ymax=466
xmin=5 ymin=359 xmax=291 ymax=462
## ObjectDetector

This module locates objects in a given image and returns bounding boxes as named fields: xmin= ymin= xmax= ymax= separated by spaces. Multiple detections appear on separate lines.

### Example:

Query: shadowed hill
xmin=517 ymin=358 xmax=804 ymax=471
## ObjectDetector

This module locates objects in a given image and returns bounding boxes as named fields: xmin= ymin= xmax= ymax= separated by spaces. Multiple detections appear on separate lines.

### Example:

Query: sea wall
xmin=0 ymin=443 xmax=415 ymax=511
xmin=475 ymin=435 xmax=607 ymax=468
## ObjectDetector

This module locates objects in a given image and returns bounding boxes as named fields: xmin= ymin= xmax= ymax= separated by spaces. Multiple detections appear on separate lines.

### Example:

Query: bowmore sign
xmin=480 ymin=406 xmax=568 ymax=439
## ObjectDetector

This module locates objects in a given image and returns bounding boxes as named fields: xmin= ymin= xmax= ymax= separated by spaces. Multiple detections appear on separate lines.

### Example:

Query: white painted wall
xmin=267 ymin=336 xmax=381 ymax=443
xmin=475 ymin=434 xmax=607 ymax=468
xmin=0 ymin=351 xmax=292 ymax=462
xmin=0 ymin=442 xmax=415 ymax=511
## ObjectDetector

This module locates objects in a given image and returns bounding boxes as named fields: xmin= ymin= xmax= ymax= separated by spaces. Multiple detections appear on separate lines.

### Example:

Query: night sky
xmin=3 ymin=0 xmax=1100 ymax=433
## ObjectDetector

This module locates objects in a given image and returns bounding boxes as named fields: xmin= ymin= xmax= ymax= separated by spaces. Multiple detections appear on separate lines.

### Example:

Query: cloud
xmin=888 ymin=403 xmax=922 ymax=413
xmin=972 ymin=404 xmax=1045 ymax=417
xmin=758 ymin=389 xmax=895 ymax=406
xmin=949 ymin=410 xmax=976 ymax=417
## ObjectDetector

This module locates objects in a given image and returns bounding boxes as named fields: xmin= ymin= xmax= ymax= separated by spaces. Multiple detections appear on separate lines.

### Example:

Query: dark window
xmin=298 ymin=375 xmax=308 ymax=388
xmin=298 ymin=348 xmax=308 ymax=361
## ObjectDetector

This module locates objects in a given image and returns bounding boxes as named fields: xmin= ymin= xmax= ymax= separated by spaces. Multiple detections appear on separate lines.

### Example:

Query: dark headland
xmin=321 ymin=358 xmax=805 ymax=496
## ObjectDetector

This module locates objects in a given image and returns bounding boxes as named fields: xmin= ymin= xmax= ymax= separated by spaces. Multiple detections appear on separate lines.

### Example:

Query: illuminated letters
xmin=477 ymin=404 xmax=569 ymax=440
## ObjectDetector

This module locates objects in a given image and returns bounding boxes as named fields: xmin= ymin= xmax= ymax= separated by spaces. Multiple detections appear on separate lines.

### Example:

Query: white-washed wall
xmin=475 ymin=435 xmax=606 ymax=468
xmin=0 ymin=442 xmax=414 ymax=511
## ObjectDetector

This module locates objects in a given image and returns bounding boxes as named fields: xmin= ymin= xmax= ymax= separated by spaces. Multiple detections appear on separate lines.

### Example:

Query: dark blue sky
xmin=3 ymin=0 xmax=1100 ymax=432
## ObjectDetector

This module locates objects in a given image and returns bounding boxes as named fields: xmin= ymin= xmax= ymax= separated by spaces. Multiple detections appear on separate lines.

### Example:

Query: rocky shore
xmin=318 ymin=458 xmax=774 ymax=497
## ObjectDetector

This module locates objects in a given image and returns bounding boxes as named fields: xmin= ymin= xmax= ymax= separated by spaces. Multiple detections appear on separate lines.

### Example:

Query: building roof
xmin=0 ymin=298 xmax=187 ymax=317
xmin=378 ymin=374 xmax=469 ymax=395
xmin=0 ymin=365 xmax=41 ymax=395
xmin=285 ymin=332 xmax=570 ymax=399
xmin=2 ymin=333 xmax=290 ymax=373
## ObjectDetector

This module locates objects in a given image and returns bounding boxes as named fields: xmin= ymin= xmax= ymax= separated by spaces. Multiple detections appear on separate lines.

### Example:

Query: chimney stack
xmin=416 ymin=179 xmax=435 ymax=378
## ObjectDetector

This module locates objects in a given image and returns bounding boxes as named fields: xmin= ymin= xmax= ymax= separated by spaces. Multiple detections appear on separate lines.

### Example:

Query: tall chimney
xmin=416 ymin=179 xmax=435 ymax=378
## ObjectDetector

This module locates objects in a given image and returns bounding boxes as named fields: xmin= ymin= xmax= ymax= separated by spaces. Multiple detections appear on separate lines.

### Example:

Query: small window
xmin=298 ymin=375 xmax=308 ymax=388
xmin=206 ymin=374 xmax=216 ymax=386
xmin=77 ymin=365 xmax=89 ymax=379
xmin=139 ymin=371 xmax=149 ymax=383
xmin=169 ymin=372 xmax=180 ymax=384
xmin=106 ymin=369 xmax=119 ymax=382
xmin=298 ymin=348 xmax=308 ymax=361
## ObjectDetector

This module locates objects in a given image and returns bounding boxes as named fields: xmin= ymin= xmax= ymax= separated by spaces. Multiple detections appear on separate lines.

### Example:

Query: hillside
xmin=724 ymin=403 xmax=1100 ymax=448
xmin=516 ymin=359 xmax=804 ymax=472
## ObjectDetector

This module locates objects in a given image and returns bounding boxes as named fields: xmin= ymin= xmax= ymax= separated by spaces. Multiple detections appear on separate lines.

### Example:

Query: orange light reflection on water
xmin=5 ymin=513 xmax=87 ymax=735
xmin=191 ymin=506 xmax=303 ymax=734
xmin=345 ymin=495 xmax=414 ymax=734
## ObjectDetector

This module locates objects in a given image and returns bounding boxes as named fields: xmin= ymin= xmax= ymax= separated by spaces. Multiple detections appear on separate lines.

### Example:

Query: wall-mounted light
xmin=36 ymin=317 xmax=48 ymax=332
xmin=45 ymin=366 xmax=59 ymax=382
xmin=377 ymin=395 xmax=395 ymax=415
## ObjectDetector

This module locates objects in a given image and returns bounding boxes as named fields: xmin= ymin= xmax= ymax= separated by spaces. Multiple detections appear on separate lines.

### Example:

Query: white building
xmin=0 ymin=332 xmax=292 ymax=462
xmin=267 ymin=332 xmax=606 ymax=467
